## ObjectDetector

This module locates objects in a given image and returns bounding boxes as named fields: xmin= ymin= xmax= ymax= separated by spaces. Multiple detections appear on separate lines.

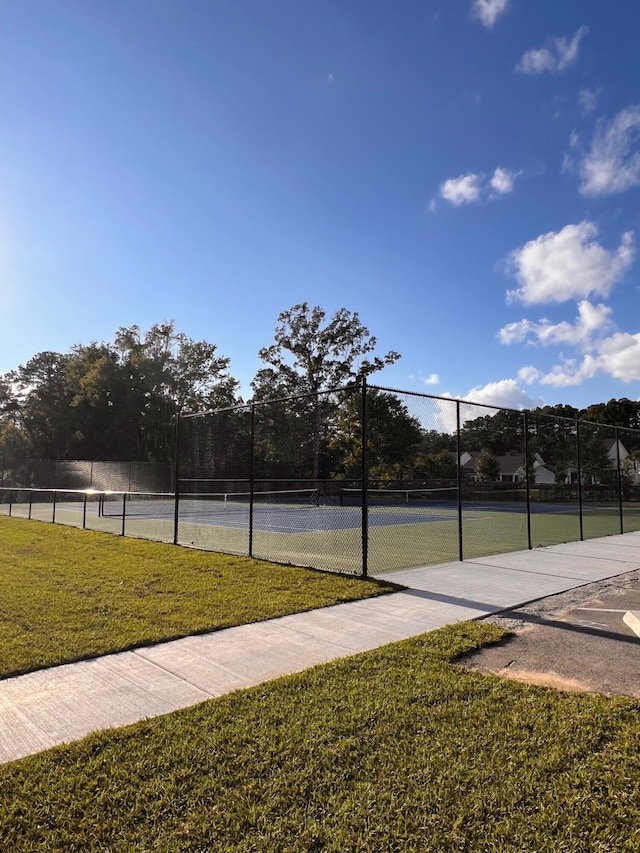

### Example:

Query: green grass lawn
xmin=2 ymin=621 xmax=639 ymax=851
xmin=0 ymin=516 xmax=394 ymax=678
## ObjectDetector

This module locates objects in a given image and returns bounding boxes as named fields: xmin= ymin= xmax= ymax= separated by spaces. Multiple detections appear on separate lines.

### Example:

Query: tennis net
xmin=339 ymin=486 xmax=458 ymax=508
xmin=182 ymin=488 xmax=320 ymax=513
xmin=98 ymin=491 xmax=176 ymax=518
xmin=99 ymin=488 xmax=321 ymax=518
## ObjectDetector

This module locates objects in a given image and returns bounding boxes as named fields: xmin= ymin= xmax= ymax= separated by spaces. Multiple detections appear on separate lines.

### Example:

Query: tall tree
xmin=251 ymin=304 xmax=400 ymax=398
xmin=112 ymin=322 xmax=239 ymax=462
xmin=413 ymin=448 xmax=457 ymax=481
xmin=114 ymin=321 xmax=238 ymax=415
xmin=252 ymin=304 xmax=400 ymax=479
xmin=1 ymin=322 xmax=238 ymax=469
xmin=528 ymin=405 xmax=580 ymax=483
xmin=581 ymin=398 xmax=640 ymax=430
xmin=10 ymin=351 xmax=74 ymax=459
xmin=459 ymin=409 xmax=525 ymax=456
xmin=329 ymin=389 xmax=423 ymax=483
xmin=475 ymin=448 xmax=500 ymax=482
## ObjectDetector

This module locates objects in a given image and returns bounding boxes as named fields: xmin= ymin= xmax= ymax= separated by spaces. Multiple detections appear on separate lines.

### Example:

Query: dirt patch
xmin=459 ymin=568 xmax=640 ymax=698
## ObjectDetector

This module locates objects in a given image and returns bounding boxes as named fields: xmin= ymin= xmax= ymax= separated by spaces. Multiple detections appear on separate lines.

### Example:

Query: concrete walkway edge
xmin=1 ymin=532 xmax=640 ymax=765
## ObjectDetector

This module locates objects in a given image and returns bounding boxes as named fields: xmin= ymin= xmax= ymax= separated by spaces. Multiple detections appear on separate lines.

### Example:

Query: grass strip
xmin=1 ymin=621 xmax=639 ymax=851
xmin=0 ymin=517 xmax=394 ymax=678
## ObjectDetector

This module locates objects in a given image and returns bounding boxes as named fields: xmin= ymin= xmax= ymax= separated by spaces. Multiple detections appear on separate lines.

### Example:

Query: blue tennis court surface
xmin=97 ymin=496 xmax=586 ymax=535
xmin=4 ymin=494 xmax=613 ymax=538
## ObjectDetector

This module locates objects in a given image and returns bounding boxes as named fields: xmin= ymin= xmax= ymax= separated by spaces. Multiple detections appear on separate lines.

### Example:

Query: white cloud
xmin=517 ymin=366 xmax=541 ymax=385
xmin=596 ymin=333 xmax=640 ymax=381
xmin=489 ymin=167 xmax=516 ymax=195
xmin=539 ymin=356 xmax=600 ymax=387
xmin=536 ymin=334 xmax=640 ymax=387
xmin=498 ymin=320 xmax=535 ymax=345
xmin=470 ymin=0 xmax=509 ymax=29
xmin=506 ymin=222 xmax=635 ymax=306
xmin=439 ymin=167 xmax=518 ymax=207
xmin=578 ymin=87 xmax=602 ymax=116
xmin=435 ymin=380 xmax=540 ymax=433
xmin=517 ymin=26 xmax=589 ymax=75
xmin=422 ymin=373 xmax=440 ymax=386
xmin=461 ymin=379 xmax=538 ymax=410
xmin=498 ymin=301 xmax=614 ymax=347
xmin=428 ymin=198 xmax=438 ymax=213
xmin=579 ymin=104 xmax=640 ymax=196
xmin=439 ymin=173 xmax=482 ymax=206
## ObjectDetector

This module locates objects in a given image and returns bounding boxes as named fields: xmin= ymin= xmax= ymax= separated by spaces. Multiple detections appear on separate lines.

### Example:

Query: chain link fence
xmin=0 ymin=457 xmax=172 ymax=492
xmin=3 ymin=381 xmax=640 ymax=575
xmin=177 ymin=389 xmax=363 ymax=573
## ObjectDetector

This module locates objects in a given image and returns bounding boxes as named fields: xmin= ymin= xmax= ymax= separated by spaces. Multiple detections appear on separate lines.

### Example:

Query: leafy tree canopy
xmin=1 ymin=322 xmax=238 ymax=463
xmin=251 ymin=303 xmax=400 ymax=400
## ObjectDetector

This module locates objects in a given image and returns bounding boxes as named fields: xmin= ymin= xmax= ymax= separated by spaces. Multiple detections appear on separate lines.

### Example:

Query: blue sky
xmin=1 ymin=0 xmax=640 ymax=413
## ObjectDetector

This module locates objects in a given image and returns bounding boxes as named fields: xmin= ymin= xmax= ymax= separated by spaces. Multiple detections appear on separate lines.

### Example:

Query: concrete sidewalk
xmin=2 ymin=533 xmax=640 ymax=765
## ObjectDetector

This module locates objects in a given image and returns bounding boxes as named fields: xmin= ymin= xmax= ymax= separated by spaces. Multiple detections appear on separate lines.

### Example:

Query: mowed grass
xmin=0 ymin=517 xmax=394 ymax=679
xmin=2 ymin=622 xmax=640 ymax=851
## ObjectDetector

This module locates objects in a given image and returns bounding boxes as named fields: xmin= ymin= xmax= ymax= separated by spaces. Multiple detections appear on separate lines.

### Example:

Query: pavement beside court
xmin=1 ymin=532 xmax=640 ymax=765
xmin=459 ymin=565 xmax=640 ymax=696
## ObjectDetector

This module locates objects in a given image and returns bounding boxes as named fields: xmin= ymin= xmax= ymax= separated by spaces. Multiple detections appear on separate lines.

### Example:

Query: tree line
xmin=0 ymin=305 xmax=400 ymax=470
xmin=1 ymin=303 xmax=639 ymax=489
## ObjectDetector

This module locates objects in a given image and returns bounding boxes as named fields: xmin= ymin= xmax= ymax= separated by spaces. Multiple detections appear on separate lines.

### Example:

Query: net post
xmin=121 ymin=493 xmax=127 ymax=536
xmin=576 ymin=419 xmax=584 ymax=541
xmin=456 ymin=400 xmax=463 ymax=562
xmin=173 ymin=412 xmax=180 ymax=546
xmin=524 ymin=411 xmax=532 ymax=550
xmin=28 ymin=490 xmax=33 ymax=520
xmin=361 ymin=376 xmax=369 ymax=578
xmin=52 ymin=489 xmax=57 ymax=524
xmin=83 ymin=492 xmax=87 ymax=529
xmin=249 ymin=405 xmax=255 ymax=558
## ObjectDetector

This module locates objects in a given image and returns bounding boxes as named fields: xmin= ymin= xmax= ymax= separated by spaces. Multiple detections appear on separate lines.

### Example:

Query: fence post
xmin=456 ymin=400 xmax=463 ymax=562
xmin=524 ymin=411 xmax=532 ymax=550
xmin=616 ymin=426 xmax=624 ymax=534
xmin=361 ymin=377 xmax=369 ymax=578
xmin=576 ymin=419 xmax=584 ymax=541
xmin=249 ymin=405 xmax=255 ymax=558
xmin=173 ymin=412 xmax=181 ymax=546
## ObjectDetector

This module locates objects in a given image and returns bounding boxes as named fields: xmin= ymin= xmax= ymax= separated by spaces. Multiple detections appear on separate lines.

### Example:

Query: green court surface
xmin=2 ymin=498 xmax=640 ymax=576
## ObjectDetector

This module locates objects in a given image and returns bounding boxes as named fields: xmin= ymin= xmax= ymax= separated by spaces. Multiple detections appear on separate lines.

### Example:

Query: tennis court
xmin=2 ymin=485 xmax=640 ymax=576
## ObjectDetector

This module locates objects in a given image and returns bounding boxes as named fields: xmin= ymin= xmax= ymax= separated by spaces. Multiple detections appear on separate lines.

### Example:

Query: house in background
xmin=458 ymin=451 xmax=555 ymax=484
xmin=602 ymin=437 xmax=629 ymax=467
xmin=492 ymin=453 xmax=557 ymax=485
xmin=457 ymin=437 xmax=638 ymax=486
